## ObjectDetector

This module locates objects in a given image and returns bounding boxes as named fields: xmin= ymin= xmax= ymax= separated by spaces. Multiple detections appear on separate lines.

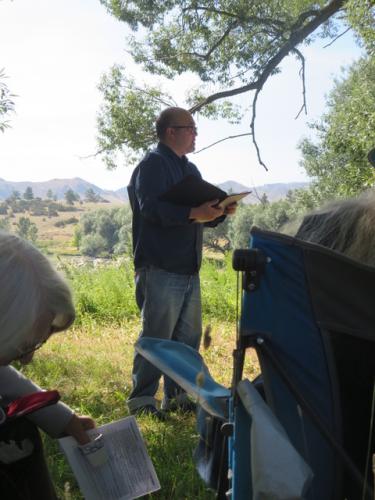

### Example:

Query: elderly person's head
xmin=295 ymin=190 xmax=375 ymax=266
xmin=0 ymin=231 xmax=75 ymax=366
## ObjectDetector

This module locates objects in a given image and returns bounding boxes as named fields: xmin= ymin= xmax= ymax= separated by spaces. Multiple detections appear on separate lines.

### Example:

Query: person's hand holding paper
xmin=64 ymin=414 xmax=96 ymax=445
xmin=189 ymin=199 xmax=224 ymax=223
xmin=224 ymin=201 xmax=238 ymax=215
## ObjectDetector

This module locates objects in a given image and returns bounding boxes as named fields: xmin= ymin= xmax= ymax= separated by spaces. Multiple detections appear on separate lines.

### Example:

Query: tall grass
xmin=200 ymin=254 xmax=237 ymax=322
xmin=61 ymin=254 xmax=238 ymax=326
xmin=18 ymin=254 xmax=258 ymax=499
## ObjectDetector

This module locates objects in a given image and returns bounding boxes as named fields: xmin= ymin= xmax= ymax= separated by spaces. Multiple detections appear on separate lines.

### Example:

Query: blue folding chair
xmin=137 ymin=228 xmax=375 ymax=499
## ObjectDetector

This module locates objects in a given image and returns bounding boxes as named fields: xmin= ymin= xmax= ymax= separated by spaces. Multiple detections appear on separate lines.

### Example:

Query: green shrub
xmin=66 ymin=217 xmax=79 ymax=224
xmin=79 ymin=234 xmax=107 ymax=257
xmin=75 ymin=206 xmax=132 ymax=255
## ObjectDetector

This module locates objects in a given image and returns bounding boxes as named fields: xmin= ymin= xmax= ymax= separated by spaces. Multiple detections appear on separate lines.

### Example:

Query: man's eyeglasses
xmin=171 ymin=125 xmax=198 ymax=134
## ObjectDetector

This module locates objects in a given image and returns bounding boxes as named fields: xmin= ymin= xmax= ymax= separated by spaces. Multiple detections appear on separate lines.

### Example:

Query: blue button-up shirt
xmin=128 ymin=143 xmax=222 ymax=274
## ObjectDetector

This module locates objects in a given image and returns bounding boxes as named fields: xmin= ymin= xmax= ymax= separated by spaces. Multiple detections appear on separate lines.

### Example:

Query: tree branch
xmin=185 ymin=20 xmax=239 ymax=60
xmin=227 ymin=33 xmax=284 ymax=82
xmin=248 ymin=188 xmax=265 ymax=204
xmin=194 ymin=132 xmax=252 ymax=154
xmin=79 ymin=148 xmax=107 ymax=160
xmin=323 ymin=26 xmax=351 ymax=48
xmin=129 ymin=85 xmax=176 ymax=107
xmin=250 ymin=88 xmax=268 ymax=171
xmin=190 ymin=0 xmax=345 ymax=114
xmin=293 ymin=48 xmax=308 ymax=119
xmin=182 ymin=5 xmax=239 ymax=19
xmin=183 ymin=5 xmax=286 ymax=29
xmin=290 ymin=8 xmax=321 ymax=31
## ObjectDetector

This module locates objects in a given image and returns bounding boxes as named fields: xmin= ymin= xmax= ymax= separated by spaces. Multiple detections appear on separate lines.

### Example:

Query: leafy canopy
xmin=101 ymin=0 xmax=340 ymax=86
xmin=97 ymin=0 xmax=374 ymax=168
xmin=299 ymin=54 xmax=375 ymax=199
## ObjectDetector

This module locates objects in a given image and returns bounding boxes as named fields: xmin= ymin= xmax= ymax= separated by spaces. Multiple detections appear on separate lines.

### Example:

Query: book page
xmin=218 ymin=191 xmax=251 ymax=209
xmin=59 ymin=416 xmax=160 ymax=500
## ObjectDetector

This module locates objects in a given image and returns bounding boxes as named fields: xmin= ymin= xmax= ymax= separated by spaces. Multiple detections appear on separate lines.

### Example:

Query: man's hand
xmin=224 ymin=202 xmax=237 ymax=216
xmin=189 ymin=199 xmax=224 ymax=223
xmin=64 ymin=414 xmax=96 ymax=445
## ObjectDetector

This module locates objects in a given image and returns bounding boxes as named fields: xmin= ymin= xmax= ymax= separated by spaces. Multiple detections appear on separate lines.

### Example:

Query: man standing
xmin=127 ymin=107 xmax=235 ymax=419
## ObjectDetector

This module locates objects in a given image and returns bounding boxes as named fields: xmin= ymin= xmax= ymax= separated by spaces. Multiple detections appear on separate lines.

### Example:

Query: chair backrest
xmin=238 ymin=228 xmax=375 ymax=500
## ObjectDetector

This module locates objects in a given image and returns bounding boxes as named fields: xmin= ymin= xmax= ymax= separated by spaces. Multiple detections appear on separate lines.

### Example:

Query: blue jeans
xmin=127 ymin=267 xmax=202 ymax=412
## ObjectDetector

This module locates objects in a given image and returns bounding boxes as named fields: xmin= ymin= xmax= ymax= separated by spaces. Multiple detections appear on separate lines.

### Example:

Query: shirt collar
xmin=157 ymin=142 xmax=188 ymax=165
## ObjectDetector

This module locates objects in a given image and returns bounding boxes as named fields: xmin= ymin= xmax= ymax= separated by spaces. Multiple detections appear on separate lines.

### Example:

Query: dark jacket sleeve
xmin=135 ymin=156 xmax=192 ymax=227
xmin=204 ymin=214 xmax=227 ymax=228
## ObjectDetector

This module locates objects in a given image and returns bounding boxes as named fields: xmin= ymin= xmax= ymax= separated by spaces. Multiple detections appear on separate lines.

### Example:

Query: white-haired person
xmin=295 ymin=188 xmax=375 ymax=266
xmin=0 ymin=230 xmax=95 ymax=499
xmin=295 ymin=185 xmax=375 ymax=500
xmin=295 ymin=147 xmax=375 ymax=264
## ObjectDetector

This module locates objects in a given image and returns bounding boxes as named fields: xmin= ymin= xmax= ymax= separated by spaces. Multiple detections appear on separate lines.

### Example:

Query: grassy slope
xmin=1 ymin=201 xmax=123 ymax=255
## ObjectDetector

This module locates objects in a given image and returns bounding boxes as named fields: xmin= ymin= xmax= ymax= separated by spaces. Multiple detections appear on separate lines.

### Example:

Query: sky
xmin=0 ymin=0 xmax=364 ymax=191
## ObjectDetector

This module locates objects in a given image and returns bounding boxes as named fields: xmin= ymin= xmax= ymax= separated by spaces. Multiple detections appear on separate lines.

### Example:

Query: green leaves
xmin=75 ymin=205 xmax=133 ymax=256
xmin=101 ymin=1 xmax=347 ymax=87
xmin=0 ymin=68 xmax=15 ymax=133
xmin=345 ymin=0 xmax=375 ymax=55
xmin=300 ymin=55 xmax=375 ymax=198
xmin=97 ymin=65 xmax=174 ymax=168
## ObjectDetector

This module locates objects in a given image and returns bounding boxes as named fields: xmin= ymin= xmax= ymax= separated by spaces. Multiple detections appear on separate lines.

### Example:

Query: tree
xmin=227 ymin=186 xmax=318 ymax=248
xmin=23 ymin=186 xmax=34 ymax=200
xmin=97 ymin=0 xmax=374 ymax=169
xmin=85 ymin=188 xmax=101 ymax=203
xmin=15 ymin=217 xmax=38 ymax=243
xmin=80 ymin=234 xmax=108 ymax=257
xmin=64 ymin=189 xmax=80 ymax=205
xmin=260 ymin=193 xmax=269 ymax=205
xmin=46 ymin=189 xmax=54 ymax=200
xmin=0 ymin=68 xmax=15 ymax=133
xmin=75 ymin=206 xmax=132 ymax=256
xmin=345 ymin=0 xmax=375 ymax=56
xmin=203 ymin=215 xmax=231 ymax=254
xmin=11 ymin=190 xmax=20 ymax=201
xmin=299 ymin=54 xmax=375 ymax=198
xmin=112 ymin=206 xmax=133 ymax=254
xmin=97 ymin=67 xmax=174 ymax=169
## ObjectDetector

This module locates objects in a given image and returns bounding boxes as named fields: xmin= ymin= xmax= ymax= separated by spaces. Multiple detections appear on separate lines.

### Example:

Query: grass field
xmin=16 ymin=256 xmax=259 ymax=499
xmin=2 ymin=201 xmax=260 ymax=498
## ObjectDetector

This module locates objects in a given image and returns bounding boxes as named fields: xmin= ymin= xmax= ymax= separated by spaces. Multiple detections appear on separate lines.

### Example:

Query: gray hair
xmin=0 ymin=231 xmax=75 ymax=361
xmin=295 ymin=190 xmax=375 ymax=266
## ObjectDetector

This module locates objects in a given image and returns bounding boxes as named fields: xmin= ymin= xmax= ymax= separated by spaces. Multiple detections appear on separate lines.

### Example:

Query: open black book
xmin=159 ymin=175 xmax=251 ymax=209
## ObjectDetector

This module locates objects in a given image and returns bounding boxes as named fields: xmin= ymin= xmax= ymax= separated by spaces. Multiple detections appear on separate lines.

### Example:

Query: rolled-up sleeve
xmin=0 ymin=365 xmax=73 ymax=438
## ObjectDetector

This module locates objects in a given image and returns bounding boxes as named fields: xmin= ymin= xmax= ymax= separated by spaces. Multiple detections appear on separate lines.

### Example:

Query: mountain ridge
xmin=0 ymin=177 xmax=309 ymax=203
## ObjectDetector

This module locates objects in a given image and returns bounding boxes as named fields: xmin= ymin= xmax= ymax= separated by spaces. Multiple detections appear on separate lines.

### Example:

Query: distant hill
xmin=218 ymin=180 xmax=309 ymax=204
xmin=114 ymin=187 xmax=129 ymax=201
xmin=0 ymin=178 xmax=124 ymax=203
xmin=0 ymin=177 xmax=309 ymax=203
